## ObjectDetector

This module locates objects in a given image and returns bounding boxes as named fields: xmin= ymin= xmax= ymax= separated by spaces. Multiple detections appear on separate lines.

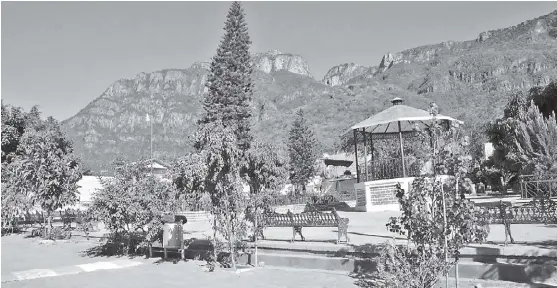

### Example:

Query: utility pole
xmin=150 ymin=112 xmax=153 ymax=175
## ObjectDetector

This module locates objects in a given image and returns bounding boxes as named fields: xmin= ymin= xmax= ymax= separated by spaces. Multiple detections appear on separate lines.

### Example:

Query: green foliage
xmin=287 ymin=109 xmax=319 ymax=195
xmin=1 ymin=103 xmax=42 ymax=164
xmin=486 ymin=82 xmax=557 ymax=188
xmin=361 ymin=241 xmax=448 ymax=288
xmin=172 ymin=152 xmax=207 ymax=209
xmin=88 ymin=159 xmax=180 ymax=254
xmin=528 ymin=80 xmax=557 ymax=119
xmin=485 ymin=92 xmax=529 ymax=189
xmin=243 ymin=139 xmax=288 ymax=237
xmin=387 ymin=178 xmax=490 ymax=259
xmin=513 ymin=102 xmax=557 ymax=175
xmin=199 ymin=1 xmax=254 ymax=152
xmin=1 ymin=104 xmax=82 ymax=229
xmin=194 ymin=120 xmax=248 ymax=269
xmin=382 ymin=104 xmax=488 ymax=285
xmin=244 ymin=139 xmax=288 ymax=201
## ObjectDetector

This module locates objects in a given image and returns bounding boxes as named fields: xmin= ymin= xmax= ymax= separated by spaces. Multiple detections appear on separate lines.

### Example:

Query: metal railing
xmin=519 ymin=174 xmax=557 ymax=199
xmin=359 ymin=156 xmax=426 ymax=181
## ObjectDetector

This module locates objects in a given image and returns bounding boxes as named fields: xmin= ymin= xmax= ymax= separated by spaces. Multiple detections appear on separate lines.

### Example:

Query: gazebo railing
xmin=358 ymin=156 xmax=426 ymax=181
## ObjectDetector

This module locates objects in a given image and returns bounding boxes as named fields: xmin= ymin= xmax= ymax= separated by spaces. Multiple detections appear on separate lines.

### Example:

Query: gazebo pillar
xmin=362 ymin=128 xmax=368 ymax=182
xmin=370 ymin=133 xmax=375 ymax=180
xmin=353 ymin=129 xmax=360 ymax=183
xmin=397 ymin=121 xmax=407 ymax=177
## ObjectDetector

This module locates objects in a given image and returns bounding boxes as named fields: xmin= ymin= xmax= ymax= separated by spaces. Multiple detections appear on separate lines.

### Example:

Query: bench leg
xmin=505 ymin=223 xmax=515 ymax=244
xmin=337 ymin=221 xmax=349 ymax=244
xmin=291 ymin=226 xmax=304 ymax=242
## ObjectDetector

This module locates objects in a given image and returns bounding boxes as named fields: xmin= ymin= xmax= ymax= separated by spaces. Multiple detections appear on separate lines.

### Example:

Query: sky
xmin=2 ymin=1 xmax=556 ymax=121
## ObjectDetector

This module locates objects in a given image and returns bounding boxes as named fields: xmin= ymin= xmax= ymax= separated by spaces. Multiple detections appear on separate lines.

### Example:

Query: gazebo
xmin=349 ymin=98 xmax=462 ymax=212
xmin=350 ymin=98 xmax=462 ymax=182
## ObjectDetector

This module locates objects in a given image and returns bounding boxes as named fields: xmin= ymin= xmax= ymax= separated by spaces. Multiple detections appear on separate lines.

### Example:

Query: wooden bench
xmin=480 ymin=198 xmax=557 ymax=245
xmin=261 ymin=207 xmax=350 ymax=244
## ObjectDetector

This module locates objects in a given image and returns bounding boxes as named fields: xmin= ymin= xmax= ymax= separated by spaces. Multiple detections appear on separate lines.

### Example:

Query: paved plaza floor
xmin=2 ymin=210 xmax=555 ymax=288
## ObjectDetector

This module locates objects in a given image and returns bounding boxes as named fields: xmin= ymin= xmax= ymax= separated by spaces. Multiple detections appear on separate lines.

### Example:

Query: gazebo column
xmin=362 ymin=128 xmax=368 ymax=182
xmin=397 ymin=121 xmax=407 ymax=178
xmin=353 ymin=129 xmax=360 ymax=183
xmin=370 ymin=133 xmax=375 ymax=181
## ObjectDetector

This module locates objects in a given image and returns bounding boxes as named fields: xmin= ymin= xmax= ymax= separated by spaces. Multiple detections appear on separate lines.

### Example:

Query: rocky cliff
xmin=322 ymin=63 xmax=376 ymax=86
xmin=252 ymin=50 xmax=312 ymax=77
xmin=62 ymin=10 xmax=557 ymax=173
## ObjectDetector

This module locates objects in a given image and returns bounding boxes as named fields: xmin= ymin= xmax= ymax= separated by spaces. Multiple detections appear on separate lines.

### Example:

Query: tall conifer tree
xmin=198 ymin=1 xmax=253 ymax=152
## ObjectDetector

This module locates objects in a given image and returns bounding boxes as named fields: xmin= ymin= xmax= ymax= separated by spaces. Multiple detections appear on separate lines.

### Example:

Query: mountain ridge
xmin=61 ymin=10 xmax=557 ymax=173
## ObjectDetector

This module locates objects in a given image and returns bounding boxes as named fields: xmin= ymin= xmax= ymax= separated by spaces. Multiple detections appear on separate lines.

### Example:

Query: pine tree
xmin=287 ymin=109 xmax=319 ymax=196
xmin=198 ymin=1 xmax=254 ymax=152
xmin=512 ymin=102 xmax=557 ymax=175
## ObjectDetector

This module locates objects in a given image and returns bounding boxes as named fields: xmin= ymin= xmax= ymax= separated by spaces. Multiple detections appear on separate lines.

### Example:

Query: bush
xmin=88 ymin=159 xmax=180 ymax=255
xmin=358 ymin=241 xmax=449 ymax=288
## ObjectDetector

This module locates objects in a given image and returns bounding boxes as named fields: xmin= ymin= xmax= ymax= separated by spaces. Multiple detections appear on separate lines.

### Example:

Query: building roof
xmin=349 ymin=102 xmax=462 ymax=134
xmin=130 ymin=159 xmax=171 ymax=170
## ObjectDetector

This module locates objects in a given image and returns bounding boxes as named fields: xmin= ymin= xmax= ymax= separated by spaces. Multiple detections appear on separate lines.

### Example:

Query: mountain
xmin=62 ymin=11 xmax=557 ymax=173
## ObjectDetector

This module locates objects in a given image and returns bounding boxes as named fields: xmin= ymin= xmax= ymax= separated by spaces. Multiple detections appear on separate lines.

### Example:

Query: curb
xmin=1 ymin=259 xmax=144 ymax=283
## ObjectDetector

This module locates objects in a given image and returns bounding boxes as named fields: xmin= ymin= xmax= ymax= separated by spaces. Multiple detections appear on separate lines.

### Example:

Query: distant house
xmin=129 ymin=159 xmax=172 ymax=180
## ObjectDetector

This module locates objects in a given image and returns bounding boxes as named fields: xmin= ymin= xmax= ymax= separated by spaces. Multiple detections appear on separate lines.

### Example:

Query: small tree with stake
xmin=195 ymin=121 xmax=248 ymax=270
xmin=377 ymin=104 xmax=489 ymax=288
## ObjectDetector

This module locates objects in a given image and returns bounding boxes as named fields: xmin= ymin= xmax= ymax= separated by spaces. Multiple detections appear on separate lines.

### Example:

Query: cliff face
xmin=62 ymin=11 xmax=557 ymax=173
xmin=322 ymin=63 xmax=377 ymax=86
xmin=252 ymin=50 xmax=312 ymax=77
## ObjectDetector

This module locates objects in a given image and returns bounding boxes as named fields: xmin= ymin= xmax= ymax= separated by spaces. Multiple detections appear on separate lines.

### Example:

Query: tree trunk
xmin=46 ymin=212 xmax=52 ymax=238
xmin=229 ymin=218 xmax=236 ymax=269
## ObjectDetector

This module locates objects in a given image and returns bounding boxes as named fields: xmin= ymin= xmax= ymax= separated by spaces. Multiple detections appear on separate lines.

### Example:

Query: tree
xmin=485 ymin=92 xmax=529 ymax=191
xmin=1 ymin=104 xmax=82 ymax=234
xmin=1 ymin=103 xmax=42 ymax=164
xmin=287 ymin=109 xmax=319 ymax=196
xmin=486 ymin=86 xmax=557 ymax=191
xmin=198 ymin=1 xmax=254 ymax=153
xmin=244 ymin=139 xmax=288 ymax=239
xmin=195 ymin=120 xmax=247 ymax=270
xmin=381 ymin=104 xmax=489 ymax=287
xmin=89 ymin=159 xmax=180 ymax=254
xmin=528 ymin=80 xmax=557 ymax=120
xmin=172 ymin=152 xmax=207 ymax=210
xmin=512 ymin=102 xmax=557 ymax=176
xmin=18 ymin=117 xmax=83 ymax=231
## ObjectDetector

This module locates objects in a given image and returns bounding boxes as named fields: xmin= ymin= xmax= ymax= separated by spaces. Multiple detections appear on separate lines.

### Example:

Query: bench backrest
xmin=263 ymin=208 xmax=343 ymax=227
xmin=481 ymin=204 xmax=557 ymax=224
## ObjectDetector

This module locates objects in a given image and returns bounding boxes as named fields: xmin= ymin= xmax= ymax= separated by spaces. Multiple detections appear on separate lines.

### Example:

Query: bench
xmin=260 ymin=207 xmax=350 ymax=244
xmin=480 ymin=198 xmax=557 ymax=245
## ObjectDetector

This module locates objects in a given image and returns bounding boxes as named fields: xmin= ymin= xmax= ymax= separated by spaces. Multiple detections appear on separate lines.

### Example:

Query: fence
xmin=359 ymin=156 xmax=425 ymax=181
xmin=519 ymin=174 xmax=557 ymax=199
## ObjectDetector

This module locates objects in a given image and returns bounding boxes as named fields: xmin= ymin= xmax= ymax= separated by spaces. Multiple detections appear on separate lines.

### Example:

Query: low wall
xmin=177 ymin=211 xmax=212 ymax=223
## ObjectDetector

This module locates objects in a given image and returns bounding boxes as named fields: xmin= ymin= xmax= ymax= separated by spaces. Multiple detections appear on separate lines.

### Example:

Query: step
xmin=434 ymin=277 xmax=557 ymax=288
xmin=447 ymin=262 xmax=557 ymax=285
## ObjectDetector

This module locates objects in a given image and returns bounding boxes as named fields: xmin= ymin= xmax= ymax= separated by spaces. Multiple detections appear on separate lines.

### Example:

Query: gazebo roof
xmin=349 ymin=100 xmax=462 ymax=134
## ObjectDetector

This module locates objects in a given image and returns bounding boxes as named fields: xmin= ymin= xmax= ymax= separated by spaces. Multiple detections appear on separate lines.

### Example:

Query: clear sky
xmin=2 ymin=1 xmax=555 ymax=121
